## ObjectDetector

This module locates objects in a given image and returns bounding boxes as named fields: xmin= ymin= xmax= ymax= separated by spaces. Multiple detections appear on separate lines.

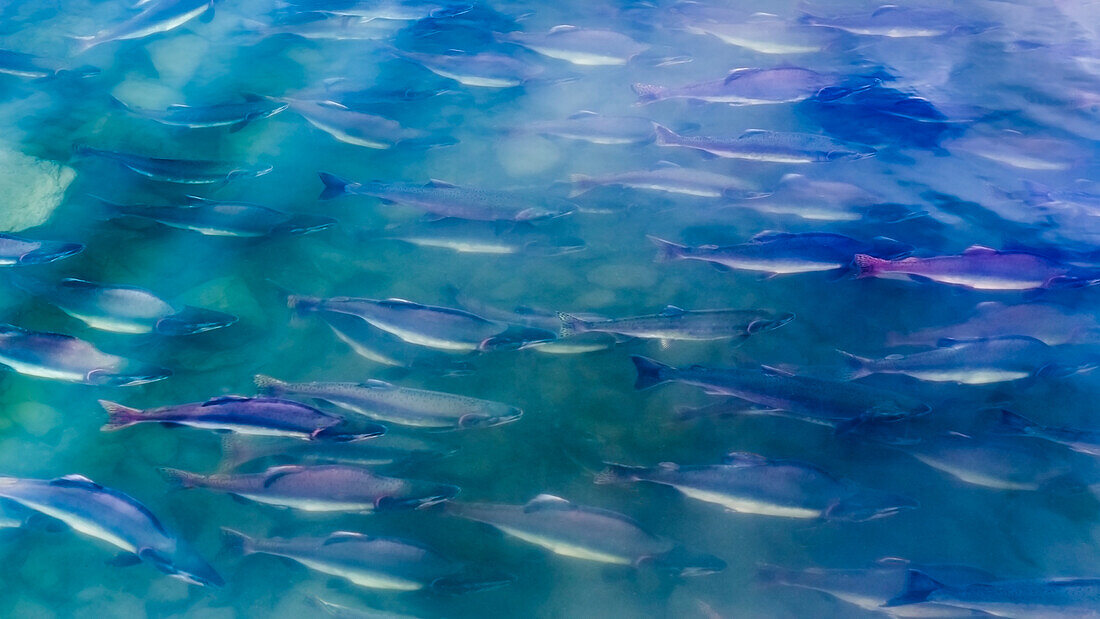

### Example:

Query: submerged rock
xmin=0 ymin=145 xmax=74 ymax=232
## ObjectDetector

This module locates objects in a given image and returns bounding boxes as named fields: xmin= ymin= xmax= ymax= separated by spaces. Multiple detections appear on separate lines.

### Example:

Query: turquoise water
xmin=0 ymin=0 xmax=1099 ymax=617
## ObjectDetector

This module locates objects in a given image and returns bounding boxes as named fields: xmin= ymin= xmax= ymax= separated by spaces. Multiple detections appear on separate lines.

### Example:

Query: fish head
xmin=156 ymin=306 xmax=238 ymax=335
xmin=478 ymin=325 xmax=557 ymax=351
xmin=648 ymin=546 xmax=727 ymax=577
xmin=19 ymin=241 xmax=84 ymax=265
xmin=141 ymin=546 xmax=224 ymax=588
xmin=826 ymin=489 xmax=919 ymax=522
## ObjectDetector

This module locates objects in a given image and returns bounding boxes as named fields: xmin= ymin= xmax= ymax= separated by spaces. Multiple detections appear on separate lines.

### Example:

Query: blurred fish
xmin=651 ymin=232 xmax=912 ymax=277
xmin=654 ymin=125 xmax=876 ymax=163
xmin=802 ymin=5 xmax=993 ymax=38
xmin=73 ymin=145 xmax=272 ymax=184
xmin=255 ymin=12 xmax=404 ymax=40
xmin=558 ymin=306 xmax=794 ymax=343
xmin=99 ymin=396 xmax=385 ymax=440
xmin=732 ymin=173 xmax=922 ymax=223
xmin=220 ymin=433 xmax=452 ymax=469
xmin=255 ymin=374 xmax=522 ymax=430
xmin=947 ymin=131 xmax=1085 ymax=170
xmin=94 ymin=195 xmax=335 ymax=237
xmin=669 ymin=6 xmax=836 ymax=54
xmin=836 ymin=336 xmax=1095 ymax=384
xmin=631 ymin=356 xmax=930 ymax=432
xmin=311 ymin=597 xmax=419 ymax=619
xmin=888 ymin=302 xmax=1100 ymax=347
xmin=318 ymin=173 xmax=573 ymax=222
xmin=596 ymin=453 xmax=916 ymax=522
xmin=162 ymin=464 xmax=458 ymax=512
xmin=901 ymin=432 xmax=1083 ymax=491
xmin=853 ymin=246 xmax=1099 ymax=290
xmin=448 ymin=494 xmax=725 ymax=576
xmin=289 ymin=294 xmax=554 ymax=352
xmin=14 ymin=277 xmax=237 ymax=335
xmin=0 ymin=49 xmax=98 ymax=79
xmin=1015 ymin=180 xmax=1100 ymax=216
xmin=0 ymin=324 xmax=170 ymax=386
xmin=375 ymin=220 xmax=585 ymax=256
xmin=521 ymin=111 xmax=655 ymax=145
xmin=285 ymin=97 xmax=446 ymax=149
xmin=500 ymin=25 xmax=647 ymax=66
xmin=110 ymin=95 xmax=288 ymax=132
xmin=569 ymin=161 xmax=758 ymax=198
xmin=222 ymin=528 xmax=513 ymax=592
xmin=392 ymin=49 xmax=542 ymax=88
xmin=73 ymin=0 xmax=215 ymax=54
xmin=886 ymin=570 xmax=1100 ymax=616
xmin=0 ymin=475 xmax=222 ymax=586
xmin=996 ymin=410 xmax=1100 ymax=458
xmin=634 ymin=67 xmax=868 ymax=105
xmin=280 ymin=0 xmax=469 ymax=20
xmin=0 ymin=234 xmax=83 ymax=266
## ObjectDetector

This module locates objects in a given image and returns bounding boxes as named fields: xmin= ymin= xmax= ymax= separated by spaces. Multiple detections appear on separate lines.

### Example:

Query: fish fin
xmin=203 ymin=396 xmax=252 ymax=406
xmin=835 ymin=350 xmax=873 ymax=380
xmin=631 ymin=355 xmax=672 ymax=390
xmin=852 ymin=254 xmax=886 ymax=279
xmin=833 ymin=415 xmax=869 ymax=435
xmin=759 ymin=364 xmax=795 ymax=377
xmin=220 ymin=528 xmax=254 ymax=555
xmin=253 ymin=374 xmax=286 ymax=394
xmin=567 ymin=174 xmax=595 ymax=198
xmin=883 ymin=570 xmax=943 ymax=607
xmin=659 ymin=305 xmax=685 ymax=316
xmin=548 ymin=24 xmax=577 ymax=33
xmin=199 ymin=1 xmax=215 ymax=22
xmin=227 ymin=119 xmax=250 ymax=133
xmin=323 ymin=531 xmax=369 ymax=545
xmin=107 ymin=553 xmax=142 ymax=567
xmin=159 ymin=468 xmax=200 ymax=490
xmin=523 ymin=494 xmax=574 ymax=512
xmin=723 ymin=67 xmax=758 ymax=83
xmin=593 ymin=463 xmax=646 ymax=485
xmin=962 ymin=245 xmax=998 ymax=255
xmin=872 ymin=4 xmax=901 ymax=17
xmin=361 ymin=378 xmax=395 ymax=389
xmin=181 ymin=195 xmax=216 ymax=206
xmin=557 ymin=312 xmax=587 ymax=337
xmin=722 ymin=452 xmax=768 ymax=466
xmin=426 ymin=179 xmax=457 ymax=188
xmin=430 ymin=572 xmax=515 ymax=595
xmin=262 ymin=467 xmax=302 ymax=488
xmin=632 ymin=84 xmax=669 ymax=104
xmin=647 ymin=235 xmax=686 ymax=262
xmin=98 ymin=401 xmax=145 ymax=431
xmin=317 ymin=172 xmax=356 ymax=200
xmin=739 ymin=129 xmax=768 ymax=137
xmin=567 ymin=110 xmax=598 ymax=119
xmin=49 ymin=474 xmax=100 ymax=489
xmin=994 ymin=409 xmax=1036 ymax=435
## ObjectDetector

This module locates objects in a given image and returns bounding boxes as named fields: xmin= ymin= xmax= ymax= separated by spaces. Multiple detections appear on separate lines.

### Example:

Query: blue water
xmin=0 ymin=0 xmax=1099 ymax=617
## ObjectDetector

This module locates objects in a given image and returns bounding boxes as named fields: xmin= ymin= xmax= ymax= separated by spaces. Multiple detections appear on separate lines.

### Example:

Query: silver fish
xmin=997 ymin=410 xmax=1100 ymax=457
xmin=375 ymin=220 xmax=585 ymax=256
xmin=803 ymin=5 xmax=994 ymax=38
xmin=886 ymin=570 xmax=1100 ymax=617
xmin=74 ymin=0 xmax=214 ymax=54
xmin=0 ymin=49 xmax=98 ymax=79
xmin=522 ymin=111 xmax=655 ymax=145
xmin=887 ymin=302 xmax=1100 ymax=348
xmin=0 ymin=324 xmax=170 ymax=386
xmin=633 ymin=67 xmax=848 ymax=105
xmin=901 ymin=432 xmax=1082 ymax=491
xmin=0 ymin=234 xmax=83 ymax=266
xmin=255 ymin=374 xmax=522 ymax=430
xmin=947 ymin=131 xmax=1085 ymax=171
xmin=74 ymin=145 xmax=272 ymax=184
xmin=95 ymin=195 xmax=335 ymax=237
xmin=569 ymin=161 xmax=758 ymax=198
xmin=733 ymin=173 xmax=920 ymax=222
xmin=501 ymin=25 xmax=647 ymax=66
xmin=392 ymin=49 xmax=542 ymax=88
xmin=558 ymin=305 xmax=794 ymax=343
xmin=0 ymin=475 xmax=222 ymax=586
xmin=111 ymin=95 xmax=288 ymax=132
xmin=654 ymin=125 xmax=875 ymax=163
xmin=219 ymin=434 xmax=453 ymax=469
xmin=671 ymin=6 xmax=836 ymax=54
xmin=285 ymin=98 xmax=434 ymax=149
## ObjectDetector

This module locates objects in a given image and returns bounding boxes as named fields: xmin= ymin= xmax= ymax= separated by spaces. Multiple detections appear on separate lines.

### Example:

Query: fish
xmin=887 ymin=302 xmax=1100 ymax=347
xmin=285 ymin=98 xmax=443 ymax=149
xmin=569 ymin=162 xmax=759 ymax=198
xmin=99 ymin=396 xmax=385 ymax=441
xmin=222 ymin=528 xmax=513 ymax=592
xmin=853 ymin=246 xmax=1099 ymax=290
xmin=13 ymin=276 xmax=237 ymax=335
xmin=650 ymin=232 xmax=912 ymax=277
xmin=311 ymin=597 xmax=420 ymax=619
xmin=255 ymin=374 xmax=522 ymax=430
xmin=219 ymin=434 xmax=453 ymax=470
xmin=94 ymin=195 xmax=335 ymax=237
xmin=759 ymin=558 xmax=999 ymax=618
xmin=500 ymin=25 xmax=647 ymax=66
xmin=802 ymin=5 xmax=993 ymax=38
xmin=654 ymin=125 xmax=876 ymax=163
xmin=317 ymin=173 xmax=573 ymax=222
xmin=633 ymin=67 xmax=866 ymax=106
xmin=0 ymin=324 xmax=170 ymax=386
xmin=289 ymin=294 xmax=554 ymax=352
xmin=256 ymin=12 xmax=404 ymax=41
xmin=996 ymin=410 xmax=1100 ymax=457
xmin=392 ymin=49 xmax=542 ymax=88
xmin=670 ymin=6 xmax=836 ymax=54
xmin=522 ymin=111 xmax=655 ymax=145
xmin=836 ymin=336 xmax=1096 ymax=385
xmin=595 ymin=453 xmax=917 ymax=522
xmin=161 ymin=464 xmax=458 ymax=512
xmin=0 ymin=234 xmax=83 ymax=266
xmin=447 ymin=494 xmax=725 ymax=576
xmin=73 ymin=145 xmax=272 ymax=184
xmin=557 ymin=305 xmax=794 ymax=343
xmin=885 ymin=570 xmax=1100 ymax=617
xmin=947 ymin=131 xmax=1086 ymax=171
xmin=901 ymin=432 xmax=1083 ymax=491
xmin=280 ymin=0 xmax=468 ymax=20
xmin=110 ymin=95 xmax=289 ymax=132
xmin=73 ymin=0 xmax=215 ymax=54
xmin=375 ymin=220 xmax=585 ymax=256
xmin=0 ymin=49 xmax=98 ymax=79
xmin=0 ymin=475 xmax=222 ymax=586
xmin=733 ymin=173 xmax=922 ymax=223
xmin=631 ymin=356 xmax=930 ymax=432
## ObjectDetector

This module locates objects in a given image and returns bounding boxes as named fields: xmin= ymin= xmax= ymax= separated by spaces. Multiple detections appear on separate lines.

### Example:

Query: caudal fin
xmin=835 ymin=350 xmax=873 ymax=380
xmin=430 ymin=571 xmax=515 ymax=595
xmin=98 ymin=400 xmax=146 ymax=431
xmin=159 ymin=468 xmax=202 ymax=490
xmin=852 ymin=254 xmax=886 ymax=279
xmin=995 ymin=409 xmax=1037 ymax=436
xmin=253 ymin=374 xmax=288 ymax=395
xmin=568 ymin=174 xmax=595 ymax=198
xmin=632 ymin=83 xmax=669 ymax=103
xmin=631 ymin=355 xmax=673 ymax=390
xmin=652 ymin=123 xmax=679 ymax=145
xmin=593 ymin=463 xmax=645 ymax=485
xmin=317 ymin=172 xmax=356 ymax=200
xmin=647 ymin=235 xmax=686 ymax=262
xmin=557 ymin=312 xmax=588 ymax=338
xmin=219 ymin=527 xmax=255 ymax=555
xmin=883 ymin=570 xmax=944 ymax=607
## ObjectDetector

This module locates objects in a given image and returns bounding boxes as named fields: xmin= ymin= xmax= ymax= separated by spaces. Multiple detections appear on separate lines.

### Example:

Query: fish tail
xmin=648 ymin=235 xmax=686 ymax=262
xmin=71 ymin=143 xmax=99 ymax=159
xmin=631 ymin=355 xmax=673 ymax=390
xmin=19 ymin=241 xmax=83 ymax=265
xmin=593 ymin=463 xmax=645 ymax=485
xmin=995 ymin=409 xmax=1037 ymax=435
xmin=67 ymin=34 xmax=99 ymax=56
xmin=286 ymin=294 xmax=322 ymax=315
xmin=651 ymin=123 xmax=678 ymax=145
xmin=430 ymin=572 xmax=515 ymax=595
xmin=98 ymin=400 xmax=146 ymax=431
xmin=159 ymin=468 xmax=201 ymax=490
xmin=632 ymin=83 xmax=668 ymax=103
xmin=884 ymin=570 xmax=943 ymax=608
xmin=218 ymin=436 xmax=257 ymax=472
xmin=567 ymin=174 xmax=594 ymax=198
xmin=219 ymin=527 xmax=254 ymax=555
xmin=852 ymin=254 xmax=886 ymax=278
xmin=317 ymin=172 xmax=356 ymax=200
xmin=755 ymin=564 xmax=796 ymax=585
xmin=253 ymin=374 xmax=287 ymax=395
xmin=557 ymin=312 xmax=587 ymax=337
xmin=108 ymin=95 xmax=132 ymax=113
xmin=835 ymin=350 xmax=872 ymax=380
xmin=748 ymin=312 xmax=795 ymax=334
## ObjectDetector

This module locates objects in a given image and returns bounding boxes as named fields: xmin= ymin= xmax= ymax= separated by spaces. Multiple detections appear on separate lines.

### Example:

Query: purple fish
xmin=0 ymin=234 xmax=83 ymax=266
xmin=853 ymin=245 xmax=1097 ymax=290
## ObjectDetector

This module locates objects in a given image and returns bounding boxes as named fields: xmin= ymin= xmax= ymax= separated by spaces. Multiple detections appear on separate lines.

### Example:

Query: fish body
xmin=804 ymin=6 xmax=989 ymax=38
xmin=15 ymin=277 xmax=236 ymax=335
xmin=255 ymin=374 xmax=522 ymax=429
xmin=99 ymin=396 xmax=384 ymax=440
xmin=503 ymin=26 xmax=647 ymax=66
xmin=948 ymin=133 xmax=1084 ymax=170
xmin=97 ymin=195 xmax=334 ymax=237
xmin=378 ymin=220 xmax=584 ymax=256
xmin=524 ymin=111 xmax=654 ymax=145
xmin=558 ymin=306 xmax=794 ymax=343
xmin=888 ymin=302 xmax=1100 ymax=347
xmin=903 ymin=433 xmax=1078 ymax=491
xmin=654 ymin=125 xmax=875 ymax=163
xmin=318 ymin=173 xmax=572 ymax=222
xmin=569 ymin=163 xmax=757 ymax=198
xmin=634 ymin=67 xmax=842 ymax=105
xmin=671 ymin=6 xmax=834 ymax=54
xmin=0 ymin=49 xmax=98 ymax=79
xmin=162 ymin=465 xmax=458 ymax=512
xmin=736 ymin=173 xmax=917 ymax=222
xmin=75 ymin=0 xmax=214 ymax=53
xmin=650 ymin=232 xmax=911 ymax=276
xmin=0 ymin=234 xmax=83 ymax=266
xmin=853 ymin=246 xmax=1091 ymax=290
xmin=887 ymin=570 xmax=1100 ymax=617
xmin=0 ymin=324 xmax=169 ymax=386
xmin=0 ymin=475 xmax=221 ymax=586
xmin=596 ymin=454 xmax=916 ymax=521
xmin=220 ymin=434 xmax=452 ymax=469
xmin=997 ymin=410 xmax=1100 ymax=457
xmin=394 ymin=49 xmax=541 ymax=88
xmin=287 ymin=98 xmax=429 ymax=149
xmin=74 ymin=145 xmax=271 ymax=184
xmin=112 ymin=95 xmax=288 ymax=131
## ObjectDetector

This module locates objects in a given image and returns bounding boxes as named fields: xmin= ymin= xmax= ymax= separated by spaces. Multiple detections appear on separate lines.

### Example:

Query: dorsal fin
xmin=378 ymin=298 xmax=421 ymax=309
xmin=567 ymin=110 xmax=599 ymax=119
xmin=59 ymin=278 xmax=100 ymax=289
xmin=778 ymin=173 xmax=805 ymax=185
xmin=49 ymin=474 xmax=101 ymax=489
xmin=262 ymin=466 xmax=303 ymax=488
xmin=760 ymin=364 xmax=795 ymax=377
xmin=166 ymin=103 xmax=190 ymax=110
xmin=750 ymin=230 xmax=792 ymax=242
xmin=962 ymin=245 xmax=998 ymax=255
xmin=659 ymin=305 xmax=686 ymax=317
xmin=657 ymin=462 xmax=679 ymax=471
xmin=652 ymin=160 xmax=681 ymax=169
xmin=723 ymin=452 xmax=768 ymax=466
xmin=523 ymin=494 xmax=573 ymax=512
xmin=182 ymin=195 xmax=217 ymax=206
xmin=724 ymin=67 xmax=760 ymax=83
xmin=361 ymin=378 xmax=395 ymax=389
xmin=203 ymin=395 xmax=252 ymax=406
xmin=548 ymin=24 xmax=577 ymax=33
xmin=739 ymin=129 xmax=769 ymax=138
xmin=316 ymin=100 xmax=350 ymax=111
xmin=425 ymin=179 xmax=457 ymax=188
xmin=872 ymin=4 xmax=901 ymax=17
xmin=323 ymin=531 xmax=369 ymax=545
